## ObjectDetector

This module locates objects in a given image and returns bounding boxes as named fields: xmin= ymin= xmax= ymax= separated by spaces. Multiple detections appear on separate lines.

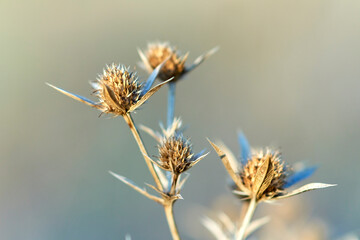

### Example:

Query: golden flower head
xmin=93 ymin=64 xmax=143 ymax=115
xmin=141 ymin=118 xmax=207 ymax=175
xmin=47 ymin=61 xmax=173 ymax=116
xmin=157 ymin=135 xmax=203 ymax=175
xmin=240 ymin=149 xmax=290 ymax=201
xmin=138 ymin=41 xmax=218 ymax=82
xmin=209 ymin=132 xmax=335 ymax=202
xmin=144 ymin=42 xmax=186 ymax=81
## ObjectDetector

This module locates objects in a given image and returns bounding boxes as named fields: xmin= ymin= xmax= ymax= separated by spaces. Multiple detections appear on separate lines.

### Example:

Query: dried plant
xmin=138 ymin=41 xmax=218 ymax=127
xmin=208 ymin=133 xmax=335 ymax=240
xmin=46 ymin=40 xmax=340 ymax=240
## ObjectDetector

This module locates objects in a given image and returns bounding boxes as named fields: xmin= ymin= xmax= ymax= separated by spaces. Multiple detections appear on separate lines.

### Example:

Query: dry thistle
xmin=141 ymin=118 xmax=208 ymax=194
xmin=138 ymin=41 xmax=218 ymax=82
xmin=110 ymin=118 xmax=207 ymax=240
xmin=209 ymin=133 xmax=335 ymax=202
xmin=141 ymin=118 xmax=207 ymax=175
xmin=208 ymin=132 xmax=335 ymax=240
xmin=47 ymin=61 xmax=172 ymax=116
xmin=109 ymin=118 xmax=207 ymax=200
xmin=156 ymin=135 xmax=205 ymax=175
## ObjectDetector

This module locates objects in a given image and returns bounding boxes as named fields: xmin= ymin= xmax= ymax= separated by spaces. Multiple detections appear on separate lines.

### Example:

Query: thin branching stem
xmin=169 ymin=173 xmax=179 ymax=196
xmin=123 ymin=113 xmax=162 ymax=190
xmin=238 ymin=200 xmax=249 ymax=225
xmin=124 ymin=113 xmax=181 ymax=239
xmin=164 ymin=201 xmax=180 ymax=240
xmin=167 ymin=82 xmax=176 ymax=127
xmin=236 ymin=197 xmax=257 ymax=240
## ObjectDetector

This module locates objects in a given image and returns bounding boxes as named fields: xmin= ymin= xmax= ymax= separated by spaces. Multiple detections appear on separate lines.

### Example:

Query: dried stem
xmin=169 ymin=173 xmax=179 ymax=196
xmin=238 ymin=200 xmax=249 ymax=225
xmin=123 ymin=113 xmax=162 ymax=190
xmin=236 ymin=197 xmax=257 ymax=240
xmin=167 ymin=82 xmax=176 ymax=127
xmin=124 ymin=113 xmax=181 ymax=239
xmin=164 ymin=201 xmax=180 ymax=240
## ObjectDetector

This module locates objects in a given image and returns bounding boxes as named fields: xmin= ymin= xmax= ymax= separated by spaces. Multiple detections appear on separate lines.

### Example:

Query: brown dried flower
xmin=141 ymin=118 xmax=207 ymax=175
xmin=240 ymin=149 xmax=289 ymax=201
xmin=158 ymin=135 xmax=194 ymax=175
xmin=47 ymin=62 xmax=172 ymax=116
xmin=93 ymin=64 xmax=143 ymax=115
xmin=138 ymin=41 xmax=218 ymax=82
xmin=145 ymin=42 xmax=186 ymax=81
xmin=208 ymin=133 xmax=335 ymax=202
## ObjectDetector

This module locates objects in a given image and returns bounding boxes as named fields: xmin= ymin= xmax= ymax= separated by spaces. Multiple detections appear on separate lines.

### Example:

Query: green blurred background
xmin=1 ymin=0 xmax=360 ymax=239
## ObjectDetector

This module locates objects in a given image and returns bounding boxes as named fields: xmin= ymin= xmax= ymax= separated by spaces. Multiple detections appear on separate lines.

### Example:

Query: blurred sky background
xmin=1 ymin=0 xmax=360 ymax=239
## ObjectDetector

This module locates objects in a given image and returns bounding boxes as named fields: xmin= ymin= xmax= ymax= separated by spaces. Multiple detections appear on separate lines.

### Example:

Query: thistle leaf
xmin=256 ymin=161 xmax=274 ymax=199
xmin=218 ymin=212 xmax=235 ymax=233
xmin=233 ymin=190 xmax=250 ymax=197
xmin=218 ymin=142 xmax=241 ymax=174
xmin=142 ymin=56 xmax=171 ymax=95
xmin=46 ymin=83 xmax=102 ymax=109
xmin=154 ymin=164 xmax=168 ymax=190
xmin=144 ymin=183 xmax=168 ymax=199
xmin=253 ymin=156 xmax=271 ymax=195
xmin=137 ymin=48 xmax=153 ymax=73
xmin=245 ymin=216 xmax=270 ymax=238
xmin=176 ymin=173 xmax=190 ymax=193
xmin=202 ymin=216 xmax=229 ymax=240
xmin=189 ymin=152 xmax=209 ymax=168
xmin=109 ymin=171 xmax=163 ymax=204
xmin=283 ymin=166 xmax=317 ymax=188
xmin=103 ymin=83 xmax=124 ymax=112
xmin=237 ymin=131 xmax=251 ymax=166
xmin=142 ymin=153 xmax=167 ymax=171
xmin=276 ymin=183 xmax=336 ymax=200
xmin=185 ymin=46 xmax=219 ymax=73
xmin=208 ymin=139 xmax=247 ymax=193
xmin=139 ymin=124 xmax=162 ymax=142
xmin=129 ymin=77 xmax=174 ymax=112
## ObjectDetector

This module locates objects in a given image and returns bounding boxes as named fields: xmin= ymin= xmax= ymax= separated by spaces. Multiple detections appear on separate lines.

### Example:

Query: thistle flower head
xmin=47 ymin=60 xmax=172 ymax=116
xmin=141 ymin=118 xmax=207 ymax=176
xmin=138 ymin=41 xmax=218 ymax=82
xmin=209 ymin=132 xmax=335 ymax=202
xmin=157 ymin=135 xmax=194 ymax=174
xmin=144 ymin=42 xmax=187 ymax=81
xmin=240 ymin=149 xmax=290 ymax=201
xmin=93 ymin=64 xmax=143 ymax=115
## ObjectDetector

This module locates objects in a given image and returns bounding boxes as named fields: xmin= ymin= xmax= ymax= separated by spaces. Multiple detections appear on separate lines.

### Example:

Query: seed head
xmin=209 ymin=133 xmax=335 ymax=203
xmin=144 ymin=42 xmax=187 ymax=81
xmin=48 ymin=61 xmax=173 ymax=116
xmin=158 ymin=135 xmax=194 ymax=175
xmin=240 ymin=149 xmax=289 ymax=201
xmin=94 ymin=64 xmax=143 ymax=115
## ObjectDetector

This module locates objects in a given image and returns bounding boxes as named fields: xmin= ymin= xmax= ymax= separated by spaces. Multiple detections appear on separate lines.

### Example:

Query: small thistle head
xmin=158 ymin=135 xmax=194 ymax=175
xmin=93 ymin=64 xmax=143 ymax=115
xmin=210 ymin=133 xmax=335 ymax=203
xmin=240 ymin=149 xmax=290 ymax=201
xmin=145 ymin=42 xmax=187 ymax=81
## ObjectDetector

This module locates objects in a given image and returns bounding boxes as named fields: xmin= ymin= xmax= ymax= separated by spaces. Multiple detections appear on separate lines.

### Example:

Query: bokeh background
xmin=1 ymin=0 xmax=360 ymax=239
